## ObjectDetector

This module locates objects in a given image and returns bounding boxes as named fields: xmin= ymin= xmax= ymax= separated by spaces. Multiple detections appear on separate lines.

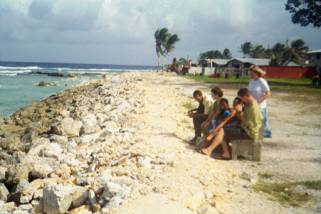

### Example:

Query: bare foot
xmin=200 ymin=148 xmax=212 ymax=156
xmin=215 ymin=153 xmax=231 ymax=160
xmin=222 ymin=152 xmax=231 ymax=159
xmin=188 ymin=138 xmax=196 ymax=145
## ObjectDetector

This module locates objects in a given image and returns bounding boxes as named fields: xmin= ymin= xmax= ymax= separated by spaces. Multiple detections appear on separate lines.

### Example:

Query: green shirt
xmin=212 ymin=99 xmax=221 ymax=114
xmin=241 ymin=100 xmax=262 ymax=141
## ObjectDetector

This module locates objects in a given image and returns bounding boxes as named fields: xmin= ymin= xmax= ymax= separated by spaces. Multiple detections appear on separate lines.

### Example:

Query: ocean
xmin=0 ymin=61 xmax=156 ymax=117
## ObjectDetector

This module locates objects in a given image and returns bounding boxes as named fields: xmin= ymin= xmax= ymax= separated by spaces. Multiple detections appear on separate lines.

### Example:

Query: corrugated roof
xmin=202 ymin=58 xmax=270 ymax=66
xmin=286 ymin=61 xmax=301 ymax=67
xmin=308 ymin=49 xmax=321 ymax=54
xmin=233 ymin=58 xmax=270 ymax=66
xmin=201 ymin=59 xmax=230 ymax=65
xmin=210 ymin=59 xmax=230 ymax=65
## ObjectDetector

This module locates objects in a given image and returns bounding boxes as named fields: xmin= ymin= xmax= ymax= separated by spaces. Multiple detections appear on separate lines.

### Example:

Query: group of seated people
xmin=188 ymin=87 xmax=262 ymax=160
xmin=187 ymin=65 xmax=271 ymax=160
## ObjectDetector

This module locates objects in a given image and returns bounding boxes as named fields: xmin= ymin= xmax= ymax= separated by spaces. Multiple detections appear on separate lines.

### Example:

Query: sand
xmin=1 ymin=71 xmax=320 ymax=213
xmin=116 ymin=72 xmax=321 ymax=214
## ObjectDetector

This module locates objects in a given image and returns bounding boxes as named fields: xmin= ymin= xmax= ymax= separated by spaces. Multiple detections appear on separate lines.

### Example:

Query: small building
xmin=215 ymin=58 xmax=270 ymax=77
xmin=308 ymin=49 xmax=321 ymax=74
xmin=198 ymin=59 xmax=230 ymax=67
xmin=225 ymin=58 xmax=270 ymax=69
xmin=192 ymin=57 xmax=315 ymax=78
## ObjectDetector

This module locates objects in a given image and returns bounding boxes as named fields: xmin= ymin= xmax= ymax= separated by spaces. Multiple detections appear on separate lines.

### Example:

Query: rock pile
xmin=0 ymin=72 xmax=172 ymax=213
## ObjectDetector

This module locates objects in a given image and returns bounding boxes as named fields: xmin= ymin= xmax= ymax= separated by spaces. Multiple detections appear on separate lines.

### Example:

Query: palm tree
xmin=164 ymin=34 xmax=180 ymax=54
xmin=178 ymin=57 xmax=188 ymax=66
xmin=250 ymin=45 xmax=266 ymax=58
xmin=155 ymin=28 xmax=170 ymax=70
xmin=222 ymin=48 xmax=232 ymax=59
xmin=270 ymin=39 xmax=308 ymax=66
xmin=199 ymin=50 xmax=223 ymax=61
xmin=270 ymin=43 xmax=287 ymax=65
xmin=287 ymin=39 xmax=309 ymax=64
xmin=154 ymin=28 xmax=180 ymax=71
xmin=240 ymin=42 xmax=253 ymax=57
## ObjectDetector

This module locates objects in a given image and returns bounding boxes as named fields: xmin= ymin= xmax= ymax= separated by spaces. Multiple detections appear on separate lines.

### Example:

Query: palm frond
xmin=164 ymin=34 xmax=180 ymax=53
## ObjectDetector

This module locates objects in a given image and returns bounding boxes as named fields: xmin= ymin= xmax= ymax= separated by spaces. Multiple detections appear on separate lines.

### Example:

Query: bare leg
xmin=221 ymin=140 xmax=230 ymax=158
xmin=201 ymin=129 xmax=224 ymax=156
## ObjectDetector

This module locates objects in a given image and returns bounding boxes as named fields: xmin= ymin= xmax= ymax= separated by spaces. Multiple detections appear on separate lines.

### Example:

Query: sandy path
xmin=114 ymin=72 xmax=321 ymax=214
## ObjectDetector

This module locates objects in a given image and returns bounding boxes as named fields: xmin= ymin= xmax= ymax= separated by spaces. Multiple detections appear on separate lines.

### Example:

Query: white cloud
xmin=0 ymin=0 xmax=320 ymax=65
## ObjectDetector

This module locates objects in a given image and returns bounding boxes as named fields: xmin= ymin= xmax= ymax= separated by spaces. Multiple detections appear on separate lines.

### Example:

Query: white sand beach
xmin=0 ymin=72 xmax=320 ymax=214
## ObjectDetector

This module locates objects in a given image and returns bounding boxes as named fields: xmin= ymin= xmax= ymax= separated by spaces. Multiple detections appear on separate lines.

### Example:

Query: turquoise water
xmin=0 ymin=74 xmax=94 ymax=117
xmin=0 ymin=61 xmax=156 ymax=117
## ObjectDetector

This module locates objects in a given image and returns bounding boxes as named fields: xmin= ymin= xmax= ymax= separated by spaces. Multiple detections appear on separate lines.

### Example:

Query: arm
xmin=258 ymin=90 xmax=271 ymax=104
xmin=206 ymin=110 xmax=236 ymax=141
xmin=258 ymin=79 xmax=271 ymax=104
xmin=205 ymin=109 xmax=220 ymax=122
xmin=192 ymin=113 xmax=208 ymax=118
xmin=188 ymin=108 xmax=198 ymax=113
xmin=236 ymin=111 xmax=246 ymax=124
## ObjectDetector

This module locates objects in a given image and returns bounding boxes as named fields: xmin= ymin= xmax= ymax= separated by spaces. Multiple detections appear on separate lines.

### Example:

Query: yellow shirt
xmin=241 ymin=100 xmax=262 ymax=141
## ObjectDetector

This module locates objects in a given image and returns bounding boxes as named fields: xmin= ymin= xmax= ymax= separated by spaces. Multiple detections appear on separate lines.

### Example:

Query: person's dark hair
xmin=211 ymin=87 xmax=223 ymax=97
xmin=220 ymin=98 xmax=229 ymax=106
xmin=193 ymin=90 xmax=202 ymax=98
xmin=237 ymin=88 xmax=251 ymax=97
xmin=233 ymin=97 xmax=243 ymax=105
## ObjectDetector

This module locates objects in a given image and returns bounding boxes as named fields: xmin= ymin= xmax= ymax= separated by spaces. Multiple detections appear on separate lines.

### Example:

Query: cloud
xmin=0 ymin=0 xmax=320 ymax=65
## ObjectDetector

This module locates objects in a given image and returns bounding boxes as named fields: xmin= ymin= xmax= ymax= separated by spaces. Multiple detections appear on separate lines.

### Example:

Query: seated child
xmin=207 ymin=97 xmax=243 ymax=142
xmin=210 ymin=98 xmax=231 ymax=131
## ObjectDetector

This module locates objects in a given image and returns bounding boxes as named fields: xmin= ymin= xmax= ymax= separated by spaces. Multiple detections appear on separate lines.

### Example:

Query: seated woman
xmin=201 ymin=88 xmax=262 ymax=160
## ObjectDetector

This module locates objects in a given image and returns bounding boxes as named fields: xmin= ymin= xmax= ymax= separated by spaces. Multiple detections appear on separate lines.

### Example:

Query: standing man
xmin=248 ymin=65 xmax=272 ymax=138
xmin=188 ymin=90 xmax=214 ymax=144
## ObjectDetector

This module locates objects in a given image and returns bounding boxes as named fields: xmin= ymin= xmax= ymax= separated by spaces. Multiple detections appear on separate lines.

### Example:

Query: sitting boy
xmin=201 ymin=87 xmax=224 ymax=134
xmin=201 ymin=88 xmax=262 ymax=160
xmin=188 ymin=90 xmax=214 ymax=144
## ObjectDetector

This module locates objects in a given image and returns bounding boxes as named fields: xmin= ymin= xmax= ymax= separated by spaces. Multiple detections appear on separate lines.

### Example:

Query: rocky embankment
xmin=0 ymin=72 xmax=173 ymax=213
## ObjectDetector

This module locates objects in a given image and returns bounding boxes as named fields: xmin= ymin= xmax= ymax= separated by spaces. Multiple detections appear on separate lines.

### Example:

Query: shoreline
xmin=0 ymin=72 xmax=320 ymax=213
xmin=0 ymin=71 xmax=156 ymax=117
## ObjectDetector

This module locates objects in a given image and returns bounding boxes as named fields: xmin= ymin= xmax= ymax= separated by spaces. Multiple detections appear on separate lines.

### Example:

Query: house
xmin=225 ymin=58 xmax=270 ymax=69
xmin=198 ymin=59 xmax=230 ymax=67
xmin=308 ymin=49 xmax=321 ymax=74
xmin=214 ymin=58 xmax=270 ymax=77
xmin=192 ymin=57 xmax=315 ymax=78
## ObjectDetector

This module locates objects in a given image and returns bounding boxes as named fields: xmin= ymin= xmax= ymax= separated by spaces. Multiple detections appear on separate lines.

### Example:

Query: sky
xmin=0 ymin=0 xmax=320 ymax=66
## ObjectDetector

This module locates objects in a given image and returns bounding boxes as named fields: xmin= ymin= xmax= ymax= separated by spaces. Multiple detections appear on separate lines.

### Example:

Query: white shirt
xmin=248 ymin=78 xmax=270 ymax=109
xmin=202 ymin=94 xmax=214 ymax=115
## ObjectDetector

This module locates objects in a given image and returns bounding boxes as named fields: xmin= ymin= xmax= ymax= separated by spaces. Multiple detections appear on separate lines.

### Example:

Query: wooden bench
xmin=230 ymin=140 xmax=262 ymax=161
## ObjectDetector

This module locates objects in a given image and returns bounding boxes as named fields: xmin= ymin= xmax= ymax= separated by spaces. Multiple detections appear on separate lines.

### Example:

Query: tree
xmin=270 ymin=43 xmax=287 ymax=66
xmin=222 ymin=48 xmax=232 ymax=59
xmin=240 ymin=42 xmax=253 ymax=57
xmin=283 ymin=39 xmax=309 ymax=65
xmin=199 ymin=50 xmax=223 ymax=62
xmin=270 ymin=39 xmax=309 ymax=66
xmin=154 ymin=28 xmax=180 ymax=70
xmin=250 ymin=45 xmax=266 ymax=58
xmin=178 ymin=57 xmax=188 ymax=66
xmin=285 ymin=0 xmax=321 ymax=28
xmin=164 ymin=34 xmax=180 ymax=54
